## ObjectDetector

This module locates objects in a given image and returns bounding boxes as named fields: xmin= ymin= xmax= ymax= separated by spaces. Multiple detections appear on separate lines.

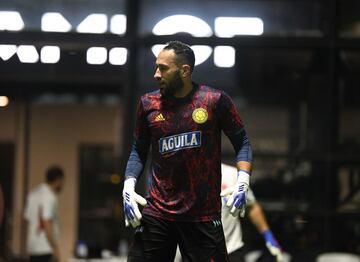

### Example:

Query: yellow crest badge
xmin=192 ymin=108 xmax=208 ymax=124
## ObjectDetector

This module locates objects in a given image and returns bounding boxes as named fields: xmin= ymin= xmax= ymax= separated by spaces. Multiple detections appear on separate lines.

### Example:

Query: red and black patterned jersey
xmin=127 ymin=83 xmax=248 ymax=222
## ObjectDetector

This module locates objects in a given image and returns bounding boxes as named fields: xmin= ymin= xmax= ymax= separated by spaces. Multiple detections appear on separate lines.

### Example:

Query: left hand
xmin=262 ymin=230 xmax=283 ymax=262
xmin=220 ymin=170 xmax=250 ymax=217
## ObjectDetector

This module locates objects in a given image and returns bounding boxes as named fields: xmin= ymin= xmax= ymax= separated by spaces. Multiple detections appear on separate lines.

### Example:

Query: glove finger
xmin=220 ymin=187 xmax=233 ymax=197
xmin=239 ymin=207 xmax=245 ymax=218
xmin=129 ymin=218 xmax=139 ymax=228
xmin=134 ymin=193 xmax=147 ymax=206
xmin=133 ymin=203 xmax=143 ymax=221
xmin=126 ymin=206 xmax=135 ymax=220
xmin=125 ymin=218 xmax=129 ymax=227
xmin=226 ymin=194 xmax=235 ymax=207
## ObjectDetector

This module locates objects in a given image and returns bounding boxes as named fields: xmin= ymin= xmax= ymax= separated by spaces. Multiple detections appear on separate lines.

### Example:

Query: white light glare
xmin=215 ymin=17 xmax=264 ymax=37
xmin=153 ymin=15 xmax=212 ymax=37
xmin=77 ymin=14 xmax=107 ymax=34
xmin=110 ymin=14 xmax=126 ymax=35
xmin=87 ymin=47 xmax=107 ymax=65
xmin=17 ymin=45 xmax=39 ymax=63
xmin=0 ymin=96 xmax=9 ymax=107
xmin=151 ymin=45 xmax=212 ymax=66
xmin=109 ymin=48 xmax=127 ymax=65
xmin=41 ymin=12 xmax=72 ymax=32
xmin=0 ymin=45 xmax=17 ymax=61
xmin=214 ymin=46 xmax=236 ymax=68
xmin=41 ymin=46 xmax=60 ymax=64
xmin=0 ymin=11 xmax=24 ymax=31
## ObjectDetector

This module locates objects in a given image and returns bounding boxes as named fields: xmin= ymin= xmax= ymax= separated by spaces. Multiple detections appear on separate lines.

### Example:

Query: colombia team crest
xmin=192 ymin=108 xmax=208 ymax=124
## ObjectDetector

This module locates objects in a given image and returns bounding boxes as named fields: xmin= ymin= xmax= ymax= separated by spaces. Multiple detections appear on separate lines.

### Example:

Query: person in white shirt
xmin=175 ymin=164 xmax=283 ymax=262
xmin=24 ymin=166 xmax=64 ymax=262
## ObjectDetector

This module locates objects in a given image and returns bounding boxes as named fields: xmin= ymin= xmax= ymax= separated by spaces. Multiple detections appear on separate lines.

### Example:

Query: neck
xmin=174 ymin=80 xmax=193 ymax=98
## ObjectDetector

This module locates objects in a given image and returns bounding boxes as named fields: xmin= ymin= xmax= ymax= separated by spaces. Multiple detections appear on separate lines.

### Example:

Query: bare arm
xmin=43 ymin=220 xmax=60 ymax=261
xmin=247 ymin=202 xmax=269 ymax=233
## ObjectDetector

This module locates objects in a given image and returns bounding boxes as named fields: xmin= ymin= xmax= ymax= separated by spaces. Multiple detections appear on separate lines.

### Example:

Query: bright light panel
xmin=0 ymin=11 xmax=24 ymax=31
xmin=214 ymin=46 xmax=236 ymax=68
xmin=41 ymin=46 xmax=60 ymax=64
xmin=77 ymin=14 xmax=107 ymax=34
xmin=0 ymin=96 xmax=9 ymax=107
xmin=17 ymin=45 xmax=39 ymax=63
xmin=153 ymin=15 xmax=212 ymax=37
xmin=0 ymin=45 xmax=17 ymax=61
xmin=215 ymin=17 xmax=264 ymax=37
xmin=109 ymin=47 xmax=127 ymax=65
xmin=41 ymin=12 xmax=71 ymax=32
xmin=110 ymin=14 xmax=126 ymax=35
xmin=86 ymin=47 xmax=107 ymax=65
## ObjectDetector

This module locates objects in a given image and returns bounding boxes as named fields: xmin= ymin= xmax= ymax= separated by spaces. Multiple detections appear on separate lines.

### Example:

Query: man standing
xmin=24 ymin=166 xmax=64 ymax=262
xmin=123 ymin=41 xmax=252 ymax=261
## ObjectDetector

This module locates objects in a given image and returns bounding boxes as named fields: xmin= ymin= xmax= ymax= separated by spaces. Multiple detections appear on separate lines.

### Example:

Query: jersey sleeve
xmin=218 ymin=92 xmax=252 ymax=163
xmin=42 ymin=195 xmax=56 ymax=220
xmin=125 ymin=98 xmax=151 ymax=180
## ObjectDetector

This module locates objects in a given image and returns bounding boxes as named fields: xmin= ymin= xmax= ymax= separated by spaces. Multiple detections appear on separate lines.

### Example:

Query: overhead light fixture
xmin=109 ymin=47 xmax=127 ymax=65
xmin=110 ymin=14 xmax=126 ymax=35
xmin=215 ymin=17 xmax=264 ymax=37
xmin=0 ymin=45 xmax=17 ymax=61
xmin=17 ymin=45 xmax=39 ymax=63
xmin=41 ymin=46 xmax=60 ymax=64
xmin=0 ymin=96 xmax=9 ymax=107
xmin=152 ymin=15 xmax=212 ymax=37
xmin=0 ymin=11 xmax=24 ymax=31
xmin=41 ymin=12 xmax=71 ymax=32
xmin=86 ymin=47 xmax=107 ymax=65
xmin=214 ymin=46 xmax=236 ymax=68
xmin=77 ymin=14 xmax=107 ymax=34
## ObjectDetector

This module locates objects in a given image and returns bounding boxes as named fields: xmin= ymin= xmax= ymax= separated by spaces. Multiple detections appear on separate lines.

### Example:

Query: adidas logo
xmin=155 ymin=113 xmax=165 ymax=122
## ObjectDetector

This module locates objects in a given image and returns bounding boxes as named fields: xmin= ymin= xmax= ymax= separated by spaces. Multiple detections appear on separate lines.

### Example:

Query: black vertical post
xmin=119 ymin=0 xmax=141 ymax=177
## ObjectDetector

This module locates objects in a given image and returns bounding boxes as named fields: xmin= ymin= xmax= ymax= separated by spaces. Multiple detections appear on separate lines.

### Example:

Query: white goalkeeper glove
xmin=262 ymin=230 xmax=283 ymax=262
xmin=123 ymin=177 xmax=147 ymax=228
xmin=220 ymin=170 xmax=250 ymax=217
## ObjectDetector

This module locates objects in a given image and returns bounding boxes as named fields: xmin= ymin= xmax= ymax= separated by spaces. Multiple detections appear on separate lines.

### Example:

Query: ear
xmin=181 ymin=64 xmax=191 ymax=78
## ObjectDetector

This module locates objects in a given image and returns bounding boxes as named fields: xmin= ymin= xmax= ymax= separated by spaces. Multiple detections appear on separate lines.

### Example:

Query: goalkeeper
xmin=122 ymin=41 xmax=253 ymax=262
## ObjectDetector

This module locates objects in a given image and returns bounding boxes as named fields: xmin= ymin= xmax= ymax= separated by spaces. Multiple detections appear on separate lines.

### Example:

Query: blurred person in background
xmin=221 ymin=163 xmax=283 ymax=262
xmin=175 ymin=163 xmax=283 ymax=262
xmin=24 ymin=166 xmax=65 ymax=262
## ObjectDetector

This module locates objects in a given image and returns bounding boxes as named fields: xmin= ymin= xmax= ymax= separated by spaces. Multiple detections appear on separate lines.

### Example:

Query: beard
xmin=160 ymin=70 xmax=184 ymax=98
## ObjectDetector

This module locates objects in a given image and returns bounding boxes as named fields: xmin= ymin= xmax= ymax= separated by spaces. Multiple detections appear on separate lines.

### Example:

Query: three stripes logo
xmin=155 ymin=113 xmax=165 ymax=122
xmin=213 ymin=220 xmax=222 ymax=227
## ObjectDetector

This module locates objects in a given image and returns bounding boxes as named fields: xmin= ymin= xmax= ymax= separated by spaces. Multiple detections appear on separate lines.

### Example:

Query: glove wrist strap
xmin=237 ymin=170 xmax=250 ymax=186
xmin=124 ymin=177 xmax=137 ymax=189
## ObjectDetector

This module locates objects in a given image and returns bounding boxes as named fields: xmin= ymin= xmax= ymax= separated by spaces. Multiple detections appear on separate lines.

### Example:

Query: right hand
xmin=123 ymin=178 xmax=147 ymax=228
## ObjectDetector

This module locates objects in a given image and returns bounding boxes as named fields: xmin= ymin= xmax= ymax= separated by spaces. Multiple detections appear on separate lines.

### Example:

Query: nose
xmin=154 ymin=68 xmax=161 ymax=80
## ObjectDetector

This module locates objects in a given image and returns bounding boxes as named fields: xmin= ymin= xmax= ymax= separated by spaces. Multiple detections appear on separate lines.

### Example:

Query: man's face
xmin=53 ymin=178 xmax=64 ymax=194
xmin=154 ymin=49 xmax=184 ymax=98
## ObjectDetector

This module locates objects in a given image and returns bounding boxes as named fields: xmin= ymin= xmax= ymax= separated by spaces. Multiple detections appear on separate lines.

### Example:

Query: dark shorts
xmin=228 ymin=248 xmax=246 ymax=262
xmin=128 ymin=214 xmax=229 ymax=262
xmin=29 ymin=254 xmax=53 ymax=262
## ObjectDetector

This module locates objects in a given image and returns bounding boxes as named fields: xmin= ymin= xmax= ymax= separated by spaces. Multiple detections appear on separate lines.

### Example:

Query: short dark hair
xmin=163 ymin=41 xmax=195 ymax=73
xmin=46 ymin=166 xmax=64 ymax=183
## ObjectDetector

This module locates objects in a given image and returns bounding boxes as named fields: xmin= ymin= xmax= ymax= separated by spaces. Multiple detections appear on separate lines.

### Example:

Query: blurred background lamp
xmin=41 ymin=46 xmax=61 ymax=64
xmin=109 ymin=47 xmax=127 ymax=65
xmin=86 ymin=47 xmax=107 ymax=65
xmin=215 ymin=17 xmax=264 ymax=37
xmin=151 ymin=44 xmax=212 ymax=66
xmin=17 ymin=45 xmax=39 ymax=63
xmin=0 ymin=96 xmax=9 ymax=107
xmin=110 ymin=14 xmax=126 ymax=35
xmin=0 ymin=45 xmax=17 ymax=61
xmin=77 ymin=14 xmax=107 ymax=34
xmin=0 ymin=11 xmax=24 ymax=31
xmin=41 ymin=12 xmax=72 ymax=32
xmin=214 ymin=46 xmax=236 ymax=68
xmin=152 ymin=15 xmax=212 ymax=37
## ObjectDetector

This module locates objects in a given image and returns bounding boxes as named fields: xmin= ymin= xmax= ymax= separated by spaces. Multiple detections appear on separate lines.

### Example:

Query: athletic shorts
xmin=128 ymin=214 xmax=229 ymax=262
xmin=29 ymin=254 xmax=53 ymax=262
